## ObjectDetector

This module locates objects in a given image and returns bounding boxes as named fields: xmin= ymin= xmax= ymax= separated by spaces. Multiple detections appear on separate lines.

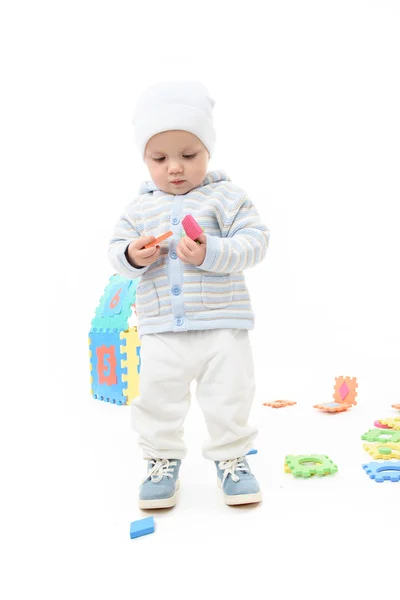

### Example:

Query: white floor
xmin=6 ymin=368 xmax=399 ymax=600
xmin=3 ymin=1 xmax=400 ymax=597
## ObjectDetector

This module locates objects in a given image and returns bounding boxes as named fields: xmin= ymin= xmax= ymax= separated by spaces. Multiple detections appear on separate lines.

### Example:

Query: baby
xmin=108 ymin=81 xmax=270 ymax=508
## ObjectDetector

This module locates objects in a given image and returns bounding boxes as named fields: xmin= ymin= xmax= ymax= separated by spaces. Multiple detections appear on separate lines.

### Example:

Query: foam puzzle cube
xmin=89 ymin=274 xmax=141 ymax=406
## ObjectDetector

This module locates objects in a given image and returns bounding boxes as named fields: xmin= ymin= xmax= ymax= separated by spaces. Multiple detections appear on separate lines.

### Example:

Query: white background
xmin=2 ymin=1 xmax=400 ymax=598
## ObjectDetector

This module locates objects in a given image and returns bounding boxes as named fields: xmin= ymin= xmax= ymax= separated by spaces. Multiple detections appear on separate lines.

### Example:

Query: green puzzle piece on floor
xmin=285 ymin=454 xmax=338 ymax=478
xmin=361 ymin=429 xmax=400 ymax=444
xmin=378 ymin=446 xmax=392 ymax=455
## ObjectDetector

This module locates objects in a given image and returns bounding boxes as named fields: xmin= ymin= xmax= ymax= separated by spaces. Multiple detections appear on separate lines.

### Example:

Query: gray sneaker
xmin=138 ymin=459 xmax=181 ymax=509
xmin=215 ymin=457 xmax=262 ymax=506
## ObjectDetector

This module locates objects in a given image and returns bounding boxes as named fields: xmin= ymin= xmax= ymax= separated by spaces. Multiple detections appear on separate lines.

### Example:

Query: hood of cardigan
xmin=138 ymin=170 xmax=231 ymax=195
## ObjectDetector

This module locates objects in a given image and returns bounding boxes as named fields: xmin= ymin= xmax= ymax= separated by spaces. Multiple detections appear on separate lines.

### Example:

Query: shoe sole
xmin=138 ymin=480 xmax=180 ymax=510
xmin=217 ymin=478 xmax=262 ymax=506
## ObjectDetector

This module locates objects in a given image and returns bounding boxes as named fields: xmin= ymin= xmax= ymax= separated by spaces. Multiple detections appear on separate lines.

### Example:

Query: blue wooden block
xmin=246 ymin=449 xmax=258 ymax=455
xmin=130 ymin=516 xmax=155 ymax=539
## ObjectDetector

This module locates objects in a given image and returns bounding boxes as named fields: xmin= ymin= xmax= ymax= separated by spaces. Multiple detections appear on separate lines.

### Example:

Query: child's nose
xmin=169 ymin=162 xmax=183 ymax=173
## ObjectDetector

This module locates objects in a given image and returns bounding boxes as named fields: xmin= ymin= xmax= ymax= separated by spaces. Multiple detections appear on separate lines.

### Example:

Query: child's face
xmin=144 ymin=130 xmax=209 ymax=195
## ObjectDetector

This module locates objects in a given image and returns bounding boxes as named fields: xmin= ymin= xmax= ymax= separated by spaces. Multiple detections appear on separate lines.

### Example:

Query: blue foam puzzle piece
xmin=89 ymin=330 xmax=128 ymax=405
xmin=246 ymin=449 xmax=258 ymax=455
xmin=91 ymin=274 xmax=138 ymax=333
xmin=130 ymin=516 xmax=155 ymax=539
xmin=102 ymin=282 xmax=130 ymax=317
xmin=324 ymin=403 xmax=342 ymax=408
xmin=362 ymin=460 xmax=400 ymax=483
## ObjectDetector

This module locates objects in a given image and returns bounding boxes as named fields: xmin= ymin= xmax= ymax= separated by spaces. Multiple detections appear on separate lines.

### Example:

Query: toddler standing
xmin=108 ymin=81 xmax=270 ymax=508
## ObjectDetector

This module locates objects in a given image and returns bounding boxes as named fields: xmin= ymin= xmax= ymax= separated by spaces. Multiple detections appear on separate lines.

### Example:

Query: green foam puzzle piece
xmin=361 ymin=429 xmax=400 ymax=443
xmin=285 ymin=454 xmax=338 ymax=478
xmin=378 ymin=446 xmax=392 ymax=455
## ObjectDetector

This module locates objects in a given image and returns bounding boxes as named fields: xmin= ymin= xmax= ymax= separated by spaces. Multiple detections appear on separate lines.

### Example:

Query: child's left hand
xmin=176 ymin=234 xmax=207 ymax=266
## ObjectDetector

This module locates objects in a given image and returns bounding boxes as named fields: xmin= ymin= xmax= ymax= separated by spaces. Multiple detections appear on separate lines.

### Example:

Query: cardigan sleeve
xmin=108 ymin=207 xmax=150 ymax=279
xmin=197 ymin=193 xmax=269 ymax=273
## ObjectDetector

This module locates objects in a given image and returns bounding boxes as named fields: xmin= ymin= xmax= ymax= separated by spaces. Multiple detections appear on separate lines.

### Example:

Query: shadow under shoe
xmin=215 ymin=457 xmax=262 ymax=506
xmin=139 ymin=458 xmax=181 ymax=509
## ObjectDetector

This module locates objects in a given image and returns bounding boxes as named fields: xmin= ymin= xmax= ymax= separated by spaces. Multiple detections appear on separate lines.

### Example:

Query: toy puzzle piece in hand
xmin=182 ymin=214 xmax=203 ymax=242
xmin=144 ymin=231 xmax=173 ymax=248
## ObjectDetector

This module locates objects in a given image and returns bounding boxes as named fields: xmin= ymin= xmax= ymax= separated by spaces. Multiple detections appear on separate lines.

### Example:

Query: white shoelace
xmin=142 ymin=459 xmax=178 ymax=485
xmin=218 ymin=458 xmax=249 ymax=484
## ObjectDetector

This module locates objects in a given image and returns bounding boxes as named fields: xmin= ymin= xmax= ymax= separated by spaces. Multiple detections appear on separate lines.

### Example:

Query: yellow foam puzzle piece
xmin=379 ymin=417 xmax=400 ymax=430
xmin=363 ymin=441 xmax=400 ymax=459
xmin=120 ymin=327 xmax=141 ymax=406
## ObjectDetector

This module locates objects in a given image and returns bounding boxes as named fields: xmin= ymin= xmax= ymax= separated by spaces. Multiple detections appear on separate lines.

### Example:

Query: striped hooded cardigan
xmin=108 ymin=170 xmax=270 ymax=338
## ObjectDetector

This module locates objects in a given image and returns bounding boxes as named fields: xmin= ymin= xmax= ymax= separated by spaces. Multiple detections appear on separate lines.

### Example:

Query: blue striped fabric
xmin=108 ymin=170 xmax=269 ymax=337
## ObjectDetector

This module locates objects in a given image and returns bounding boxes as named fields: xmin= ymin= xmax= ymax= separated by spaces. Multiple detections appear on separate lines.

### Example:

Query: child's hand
xmin=126 ymin=236 xmax=162 ymax=267
xmin=176 ymin=233 xmax=207 ymax=266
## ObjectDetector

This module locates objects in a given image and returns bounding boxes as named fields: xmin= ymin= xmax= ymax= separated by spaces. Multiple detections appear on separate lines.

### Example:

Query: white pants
xmin=130 ymin=329 xmax=257 ymax=461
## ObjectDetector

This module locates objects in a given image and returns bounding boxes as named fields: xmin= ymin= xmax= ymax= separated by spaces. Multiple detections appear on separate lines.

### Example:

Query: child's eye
xmin=152 ymin=154 xmax=196 ymax=162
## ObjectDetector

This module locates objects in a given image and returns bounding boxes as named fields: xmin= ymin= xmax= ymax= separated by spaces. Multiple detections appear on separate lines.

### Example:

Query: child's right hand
xmin=126 ymin=236 xmax=162 ymax=267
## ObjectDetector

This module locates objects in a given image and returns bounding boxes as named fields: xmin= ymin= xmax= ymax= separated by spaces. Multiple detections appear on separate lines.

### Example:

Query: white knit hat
xmin=132 ymin=81 xmax=216 ymax=159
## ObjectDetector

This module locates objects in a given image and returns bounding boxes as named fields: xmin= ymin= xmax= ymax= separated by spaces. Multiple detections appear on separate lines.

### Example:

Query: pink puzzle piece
xmin=182 ymin=215 xmax=203 ymax=241
xmin=339 ymin=381 xmax=350 ymax=401
xmin=374 ymin=420 xmax=392 ymax=429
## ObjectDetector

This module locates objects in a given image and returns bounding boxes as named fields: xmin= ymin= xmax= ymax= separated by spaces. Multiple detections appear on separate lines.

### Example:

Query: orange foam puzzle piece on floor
xmin=333 ymin=376 xmax=358 ymax=406
xmin=313 ymin=402 xmax=351 ymax=413
xmin=263 ymin=400 xmax=297 ymax=408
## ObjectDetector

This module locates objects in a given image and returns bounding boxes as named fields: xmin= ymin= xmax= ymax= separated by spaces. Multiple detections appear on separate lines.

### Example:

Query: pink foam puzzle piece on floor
xmin=339 ymin=381 xmax=350 ymax=401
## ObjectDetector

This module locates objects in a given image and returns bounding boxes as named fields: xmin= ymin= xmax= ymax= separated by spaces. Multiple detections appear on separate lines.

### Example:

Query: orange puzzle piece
xmin=263 ymin=400 xmax=297 ymax=408
xmin=392 ymin=404 xmax=400 ymax=410
xmin=313 ymin=402 xmax=351 ymax=413
xmin=333 ymin=376 xmax=358 ymax=406
xmin=144 ymin=231 xmax=173 ymax=248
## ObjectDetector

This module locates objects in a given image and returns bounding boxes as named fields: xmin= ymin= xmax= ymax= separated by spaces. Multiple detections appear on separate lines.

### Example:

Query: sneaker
xmin=215 ymin=457 xmax=262 ymax=506
xmin=138 ymin=458 xmax=181 ymax=509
